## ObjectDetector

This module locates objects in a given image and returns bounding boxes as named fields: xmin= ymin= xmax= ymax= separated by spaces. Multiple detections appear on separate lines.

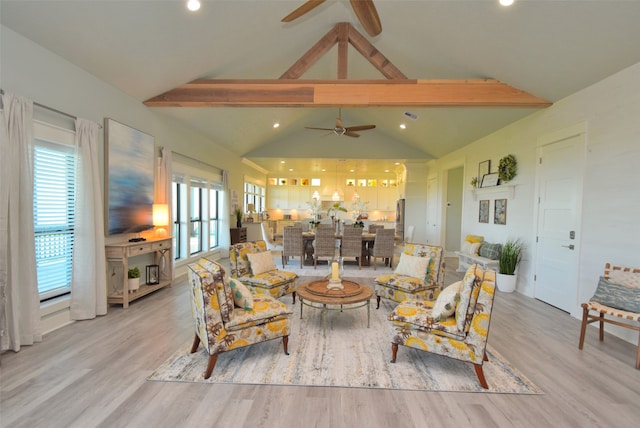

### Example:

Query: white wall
xmin=424 ymin=61 xmax=640 ymax=343
xmin=1 ymin=25 xmax=266 ymax=331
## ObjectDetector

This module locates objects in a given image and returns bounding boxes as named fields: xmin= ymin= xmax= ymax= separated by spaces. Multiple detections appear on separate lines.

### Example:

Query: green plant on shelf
xmin=127 ymin=266 xmax=141 ymax=279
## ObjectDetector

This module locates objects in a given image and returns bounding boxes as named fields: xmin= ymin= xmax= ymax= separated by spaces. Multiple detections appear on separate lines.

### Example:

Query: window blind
xmin=33 ymin=141 xmax=75 ymax=300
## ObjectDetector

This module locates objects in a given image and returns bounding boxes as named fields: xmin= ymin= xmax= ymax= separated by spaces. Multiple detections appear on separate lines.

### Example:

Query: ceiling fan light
xmin=400 ymin=123 xmax=406 ymax=129
xmin=187 ymin=0 xmax=201 ymax=12
xmin=499 ymin=0 xmax=514 ymax=6
xmin=273 ymin=122 xmax=280 ymax=128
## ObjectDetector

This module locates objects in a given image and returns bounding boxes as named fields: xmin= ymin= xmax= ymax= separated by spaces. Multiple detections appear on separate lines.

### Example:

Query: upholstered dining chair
xmin=368 ymin=224 xmax=384 ymax=234
xmin=260 ymin=222 xmax=283 ymax=252
xmin=340 ymin=226 xmax=363 ymax=269
xmin=187 ymin=258 xmax=292 ymax=379
xmin=314 ymin=226 xmax=337 ymax=268
xmin=388 ymin=264 xmax=497 ymax=389
xmin=282 ymin=225 xmax=304 ymax=268
xmin=372 ymin=228 xmax=396 ymax=270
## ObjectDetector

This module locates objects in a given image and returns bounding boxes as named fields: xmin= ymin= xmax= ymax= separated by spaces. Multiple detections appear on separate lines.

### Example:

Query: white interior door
xmin=425 ymin=177 xmax=438 ymax=244
xmin=534 ymin=130 xmax=584 ymax=312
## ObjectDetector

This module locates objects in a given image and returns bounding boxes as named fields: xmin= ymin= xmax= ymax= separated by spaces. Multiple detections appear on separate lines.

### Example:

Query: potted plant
xmin=127 ymin=266 xmax=141 ymax=292
xmin=327 ymin=202 xmax=347 ymax=219
xmin=497 ymin=239 xmax=523 ymax=292
xmin=234 ymin=207 xmax=243 ymax=228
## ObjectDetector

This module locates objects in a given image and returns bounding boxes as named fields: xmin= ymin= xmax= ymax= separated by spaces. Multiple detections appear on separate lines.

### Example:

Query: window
xmin=33 ymin=123 xmax=76 ymax=301
xmin=244 ymin=181 xmax=265 ymax=214
xmin=172 ymin=164 xmax=223 ymax=260
xmin=209 ymin=189 xmax=219 ymax=249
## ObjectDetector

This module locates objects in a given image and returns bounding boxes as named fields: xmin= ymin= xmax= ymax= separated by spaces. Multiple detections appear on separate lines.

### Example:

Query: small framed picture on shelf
xmin=481 ymin=172 xmax=499 ymax=188
xmin=301 ymin=178 xmax=310 ymax=186
xmin=478 ymin=160 xmax=491 ymax=183
xmin=268 ymin=178 xmax=278 ymax=186
xmin=479 ymin=200 xmax=490 ymax=224
xmin=494 ymin=199 xmax=507 ymax=225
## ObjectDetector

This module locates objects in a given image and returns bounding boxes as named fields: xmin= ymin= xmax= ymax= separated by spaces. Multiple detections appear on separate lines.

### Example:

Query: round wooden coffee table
xmin=296 ymin=279 xmax=374 ymax=327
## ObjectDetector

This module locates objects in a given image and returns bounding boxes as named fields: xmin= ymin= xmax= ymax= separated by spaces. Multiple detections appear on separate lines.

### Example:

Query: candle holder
xmin=327 ymin=259 xmax=344 ymax=290
xmin=146 ymin=264 xmax=160 ymax=285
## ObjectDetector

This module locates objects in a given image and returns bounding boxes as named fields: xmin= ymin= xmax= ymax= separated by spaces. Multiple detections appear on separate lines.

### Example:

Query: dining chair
xmin=313 ymin=226 xmax=337 ymax=268
xmin=282 ymin=225 xmax=304 ymax=268
xmin=261 ymin=222 xmax=283 ymax=252
xmin=372 ymin=228 xmax=396 ymax=270
xmin=340 ymin=226 xmax=363 ymax=269
xmin=368 ymin=224 xmax=384 ymax=234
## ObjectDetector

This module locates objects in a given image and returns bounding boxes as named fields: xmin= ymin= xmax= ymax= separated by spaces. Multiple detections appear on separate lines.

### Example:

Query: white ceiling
xmin=3 ymin=0 xmax=640 ymax=174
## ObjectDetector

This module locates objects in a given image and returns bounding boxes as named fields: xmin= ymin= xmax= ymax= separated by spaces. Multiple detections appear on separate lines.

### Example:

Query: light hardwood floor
xmin=1 ymin=259 xmax=639 ymax=428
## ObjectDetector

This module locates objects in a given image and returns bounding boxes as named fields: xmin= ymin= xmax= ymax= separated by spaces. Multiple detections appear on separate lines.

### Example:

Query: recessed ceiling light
xmin=384 ymin=169 xmax=390 ymax=173
xmin=280 ymin=160 xmax=285 ymax=164
xmin=400 ymin=123 xmax=406 ymax=129
xmin=499 ymin=0 xmax=514 ymax=6
xmin=187 ymin=0 xmax=201 ymax=12
xmin=273 ymin=122 xmax=280 ymax=128
xmin=289 ymin=168 xmax=294 ymax=172
xmin=321 ymin=168 xmax=326 ymax=172
xmin=349 ymin=169 xmax=355 ymax=173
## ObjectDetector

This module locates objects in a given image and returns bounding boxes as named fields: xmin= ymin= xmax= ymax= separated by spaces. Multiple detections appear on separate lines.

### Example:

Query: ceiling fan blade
xmin=305 ymin=126 xmax=334 ymax=131
xmin=345 ymin=124 xmax=376 ymax=132
xmin=349 ymin=0 xmax=382 ymax=36
xmin=282 ymin=0 xmax=326 ymax=22
xmin=344 ymin=131 xmax=361 ymax=138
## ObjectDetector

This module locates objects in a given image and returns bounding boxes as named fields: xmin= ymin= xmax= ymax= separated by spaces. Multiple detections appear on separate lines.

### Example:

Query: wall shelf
xmin=471 ymin=184 xmax=515 ymax=201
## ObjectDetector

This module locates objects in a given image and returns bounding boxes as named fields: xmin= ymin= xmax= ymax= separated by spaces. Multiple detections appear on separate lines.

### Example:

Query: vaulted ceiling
xmin=3 ymin=0 xmax=640 ymax=175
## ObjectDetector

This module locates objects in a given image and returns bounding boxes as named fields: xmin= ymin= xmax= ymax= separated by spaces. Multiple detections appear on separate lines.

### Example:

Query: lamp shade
xmin=152 ymin=204 xmax=169 ymax=227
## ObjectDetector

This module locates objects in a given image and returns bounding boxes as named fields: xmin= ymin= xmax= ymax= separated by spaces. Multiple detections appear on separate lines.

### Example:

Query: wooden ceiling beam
xmin=143 ymin=79 xmax=552 ymax=108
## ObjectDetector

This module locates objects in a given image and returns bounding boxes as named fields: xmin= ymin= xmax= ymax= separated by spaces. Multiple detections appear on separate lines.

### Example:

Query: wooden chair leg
xmin=376 ymin=295 xmax=381 ymax=309
xmin=190 ymin=334 xmax=201 ymax=353
xmin=204 ymin=354 xmax=218 ymax=379
xmin=579 ymin=306 xmax=589 ymax=350
xmin=282 ymin=335 xmax=290 ymax=355
xmin=292 ymin=291 xmax=296 ymax=304
xmin=390 ymin=343 xmax=398 ymax=363
xmin=474 ymin=364 xmax=489 ymax=389
xmin=636 ymin=330 xmax=640 ymax=369
xmin=483 ymin=350 xmax=489 ymax=362
xmin=599 ymin=312 xmax=605 ymax=341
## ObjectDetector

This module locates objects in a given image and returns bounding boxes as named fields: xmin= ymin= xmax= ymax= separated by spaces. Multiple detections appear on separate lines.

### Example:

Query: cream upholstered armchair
xmin=388 ymin=264 xmax=497 ymax=389
xmin=187 ymin=258 xmax=292 ymax=379
xmin=230 ymin=240 xmax=298 ymax=303
xmin=374 ymin=243 xmax=445 ymax=309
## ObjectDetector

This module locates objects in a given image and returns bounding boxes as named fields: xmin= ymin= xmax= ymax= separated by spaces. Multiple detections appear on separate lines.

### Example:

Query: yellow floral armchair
xmin=230 ymin=240 xmax=298 ymax=303
xmin=187 ymin=258 xmax=292 ymax=379
xmin=374 ymin=243 xmax=445 ymax=308
xmin=387 ymin=264 xmax=496 ymax=389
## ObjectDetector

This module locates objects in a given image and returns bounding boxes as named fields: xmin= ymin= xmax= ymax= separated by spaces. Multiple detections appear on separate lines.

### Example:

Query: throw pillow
xmin=461 ymin=241 xmax=481 ymax=255
xmin=478 ymin=242 xmax=502 ymax=260
xmin=465 ymin=234 xmax=484 ymax=243
xmin=394 ymin=253 xmax=430 ymax=279
xmin=455 ymin=270 xmax=477 ymax=331
xmin=247 ymin=251 xmax=277 ymax=275
xmin=590 ymin=276 xmax=640 ymax=313
xmin=609 ymin=270 xmax=640 ymax=289
xmin=432 ymin=281 xmax=462 ymax=321
xmin=229 ymin=278 xmax=254 ymax=310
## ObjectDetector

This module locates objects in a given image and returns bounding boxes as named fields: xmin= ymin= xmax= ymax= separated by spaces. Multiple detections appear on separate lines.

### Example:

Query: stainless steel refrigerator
xmin=396 ymin=198 xmax=405 ymax=242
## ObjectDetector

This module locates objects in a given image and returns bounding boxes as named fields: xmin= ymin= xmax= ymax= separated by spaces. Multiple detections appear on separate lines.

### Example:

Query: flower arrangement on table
xmin=307 ymin=198 xmax=322 ymax=227
xmin=327 ymin=201 xmax=347 ymax=219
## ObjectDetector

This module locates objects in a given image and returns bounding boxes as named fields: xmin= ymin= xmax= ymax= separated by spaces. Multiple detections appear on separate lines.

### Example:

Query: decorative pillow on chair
xmin=432 ymin=281 xmax=462 ymax=321
xmin=455 ymin=270 xmax=477 ymax=331
xmin=461 ymin=241 xmax=481 ymax=255
xmin=478 ymin=243 xmax=502 ymax=260
xmin=394 ymin=253 xmax=430 ymax=279
xmin=590 ymin=276 xmax=640 ymax=313
xmin=247 ymin=251 xmax=277 ymax=275
xmin=465 ymin=235 xmax=484 ymax=243
xmin=609 ymin=270 xmax=640 ymax=289
xmin=229 ymin=278 xmax=254 ymax=310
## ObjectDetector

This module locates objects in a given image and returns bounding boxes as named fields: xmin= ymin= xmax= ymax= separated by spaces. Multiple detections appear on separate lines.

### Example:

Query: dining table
xmin=301 ymin=230 xmax=376 ymax=266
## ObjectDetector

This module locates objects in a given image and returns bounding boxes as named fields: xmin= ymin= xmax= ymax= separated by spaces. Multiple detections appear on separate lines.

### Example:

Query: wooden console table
xmin=105 ymin=237 xmax=173 ymax=308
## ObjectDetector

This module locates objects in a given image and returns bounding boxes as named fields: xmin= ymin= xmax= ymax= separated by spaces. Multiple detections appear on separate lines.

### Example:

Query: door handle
xmin=561 ymin=244 xmax=575 ymax=250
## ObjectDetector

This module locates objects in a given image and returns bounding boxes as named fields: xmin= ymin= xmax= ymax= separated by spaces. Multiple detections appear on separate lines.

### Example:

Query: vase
xmin=496 ymin=273 xmax=517 ymax=293
xmin=236 ymin=219 xmax=242 ymax=228
xmin=128 ymin=277 xmax=140 ymax=292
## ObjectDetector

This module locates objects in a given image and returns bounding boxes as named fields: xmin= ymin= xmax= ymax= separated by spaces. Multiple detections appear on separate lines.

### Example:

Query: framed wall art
xmin=478 ymin=160 xmax=490 ymax=183
xmin=494 ymin=199 xmax=507 ymax=225
xmin=479 ymin=200 xmax=490 ymax=223
xmin=481 ymin=172 xmax=500 ymax=188
xmin=104 ymin=118 xmax=155 ymax=235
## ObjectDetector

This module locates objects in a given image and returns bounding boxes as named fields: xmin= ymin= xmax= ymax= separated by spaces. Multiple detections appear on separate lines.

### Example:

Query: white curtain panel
xmin=70 ymin=119 xmax=107 ymax=320
xmin=0 ymin=93 xmax=41 ymax=352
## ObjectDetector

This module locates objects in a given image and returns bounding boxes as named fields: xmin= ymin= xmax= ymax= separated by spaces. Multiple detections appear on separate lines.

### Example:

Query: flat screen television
xmin=105 ymin=118 xmax=155 ymax=235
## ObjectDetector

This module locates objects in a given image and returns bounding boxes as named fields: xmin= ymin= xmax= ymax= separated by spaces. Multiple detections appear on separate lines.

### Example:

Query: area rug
xmin=148 ymin=292 xmax=541 ymax=394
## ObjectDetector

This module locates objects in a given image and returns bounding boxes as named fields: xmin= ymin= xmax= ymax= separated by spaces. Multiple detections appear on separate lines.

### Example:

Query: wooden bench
xmin=455 ymin=251 xmax=499 ymax=273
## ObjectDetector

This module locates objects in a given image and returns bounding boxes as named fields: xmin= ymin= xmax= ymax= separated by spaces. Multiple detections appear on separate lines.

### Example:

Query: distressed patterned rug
xmin=148 ymin=278 xmax=541 ymax=394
